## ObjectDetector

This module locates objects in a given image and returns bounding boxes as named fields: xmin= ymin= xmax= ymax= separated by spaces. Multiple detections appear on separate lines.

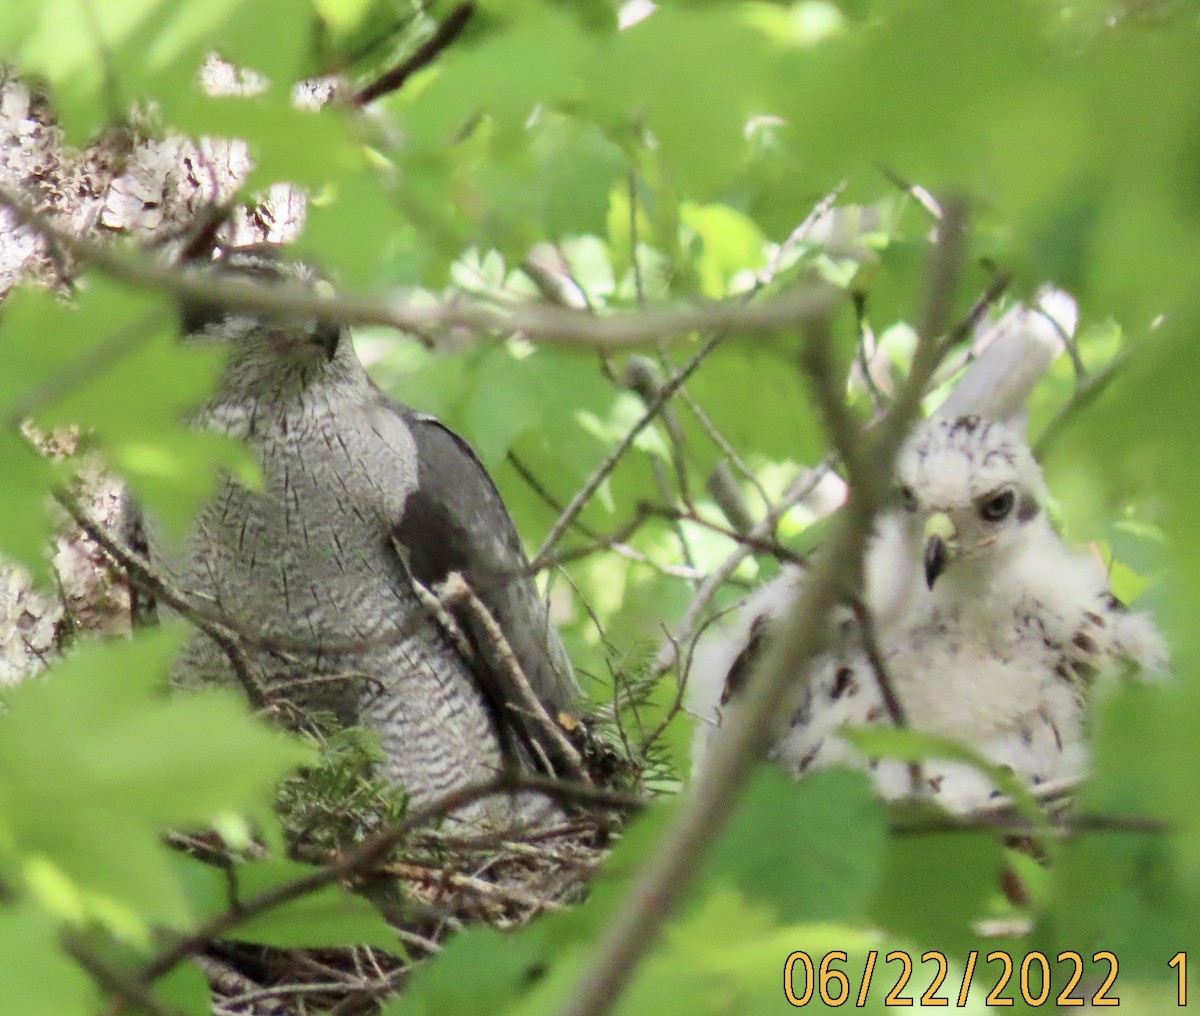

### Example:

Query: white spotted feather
xmin=690 ymin=416 xmax=1167 ymax=813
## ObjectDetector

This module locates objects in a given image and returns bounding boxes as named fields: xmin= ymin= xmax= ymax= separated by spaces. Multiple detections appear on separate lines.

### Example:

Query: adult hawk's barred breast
xmin=134 ymin=246 xmax=578 ymax=826
xmin=690 ymin=415 xmax=1167 ymax=813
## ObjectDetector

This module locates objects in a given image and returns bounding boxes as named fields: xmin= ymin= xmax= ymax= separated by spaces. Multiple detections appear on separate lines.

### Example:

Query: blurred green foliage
xmin=1 ymin=0 xmax=1197 ymax=1012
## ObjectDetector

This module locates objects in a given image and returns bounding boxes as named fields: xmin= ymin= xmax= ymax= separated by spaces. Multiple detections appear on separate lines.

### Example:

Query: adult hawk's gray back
xmin=142 ymin=246 xmax=577 ymax=822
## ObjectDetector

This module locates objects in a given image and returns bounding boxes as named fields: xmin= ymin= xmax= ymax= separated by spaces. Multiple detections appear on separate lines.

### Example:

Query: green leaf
xmin=476 ymin=118 xmax=625 ymax=249
xmin=1086 ymin=683 xmax=1189 ymax=821
xmin=535 ymin=121 xmax=625 ymax=239
xmin=403 ymin=10 xmax=589 ymax=150
xmin=461 ymin=345 xmax=544 ymax=469
xmin=0 ymin=432 xmax=59 ymax=583
xmin=0 ymin=629 xmax=311 ymax=926
xmin=618 ymin=890 xmax=783 ymax=1016
xmin=871 ymin=830 xmax=1003 ymax=955
xmin=168 ymin=87 xmax=354 ymax=192
xmin=52 ymin=380 xmax=241 ymax=536
xmin=3 ymin=277 xmax=250 ymax=533
xmin=680 ymin=202 xmax=766 ymax=298
xmin=158 ymin=960 xmax=214 ymax=1016
xmin=313 ymin=0 xmax=376 ymax=33
xmin=586 ymin=8 xmax=774 ymax=198
xmin=388 ymin=925 xmax=550 ymax=1016
xmin=208 ymin=858 xmax=400 ymax=950
xmin=685 ymin=343 xmax=823 ymax=465
xmin=4 ymin=0 xmax=315 ymax=137
xmin=706 ymin=767 xmax=886 ymax=923
xmin=305 ymin=167 xmax=413 ymax=286
xmin=0 ymin=282 xmax=139 ymax=414
xmin=776 ymin=0 xmax=1051 ymax=190
xmin=396 ymin=343 xmax=616 ymax=481
xmin=0 ymin=908 xmax=97 ymax=1016
xmin=843 ymin=727 xmax=1056 ymax=879
xmin=176 ymin=0 xmax=311 ymax=95
xmin=1045 ymin=830 xmax=1194 ymax=983
xmin=561 ymin=795 xmax=682 ymax=939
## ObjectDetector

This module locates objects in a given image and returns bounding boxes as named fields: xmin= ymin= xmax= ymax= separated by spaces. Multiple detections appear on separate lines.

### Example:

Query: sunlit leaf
xmin=204 ymin=858 xmax=400 ymax=950
xmin=706 ymin=767 xmax=886 ymax=923
xmin=0 ymin=908 xmax=96 ymax=1016
xmin=0 ymin=630 xmax=310 ymax=925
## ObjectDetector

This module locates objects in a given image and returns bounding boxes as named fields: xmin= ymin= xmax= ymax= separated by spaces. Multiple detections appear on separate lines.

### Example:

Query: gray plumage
xmin=146 ymin=247 xmax=576 ymax=822
xmin=691 ymin=415 xmax=1167 ymax=813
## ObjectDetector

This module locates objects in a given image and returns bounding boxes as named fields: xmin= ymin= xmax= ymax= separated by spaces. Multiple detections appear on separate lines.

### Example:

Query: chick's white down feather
xmin=689 ymin=416 xmax=1167 ymax=813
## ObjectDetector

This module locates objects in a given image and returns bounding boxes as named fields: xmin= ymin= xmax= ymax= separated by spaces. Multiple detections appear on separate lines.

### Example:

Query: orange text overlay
xmin=783 ymin=949 xmax=1189 ymax=1007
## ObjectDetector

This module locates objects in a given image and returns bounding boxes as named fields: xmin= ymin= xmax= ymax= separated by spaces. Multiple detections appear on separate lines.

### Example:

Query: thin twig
xmin=1033 ymin=348 xmax=1133 ymax=459
xmin=891 ymin=811 xmax=1168 ymax=837
xmin=641 ymin=503 xmax=802 ymax=563
xmin=382 ymin=859 xmax=567 ymax=913
xmin=354 ymin=4 xmax=476 ymax=106
xmin=60 ymin=489 xmax=451 ymax=661
xmin=852 ymin=291 xmax=889 ymax=411
xmin=942 ymin=271 xmax=1012 ymax=351
xmin=627 ymin=355 xmax=699 ymax=561
xmin=1031 ymin=302 xmax=1085 ymax=380
xmin=847 ymin=599 xmax=907 ymax=728
xmin=627 ymin=172 xmax=646 ymax=309
xmin=523 ymin=509 xmax=703 ymax=580
xmin=221 ymin=978 xmax=392 ymax=1007
xmin=649 ymin=459 xmax=836 ymax=678
xmin=758 ymin=182 xmax=847 ymax=285
xmin=531 ymin=335 xmax=726 ymax=567
xmin=55 ymin=490 xmax=274 ymax=712
xmin=636 ymin=647 xmax=689 ymax=758
xmin=848 ymin=597 xmax=922 ymax=795
xmin=519 ymin=250 xmax=591 ymax=311
xmin=880 ymin=167 xmax=944 ymax=220
xmin=678 ymin=387 xmax=771 ymax=507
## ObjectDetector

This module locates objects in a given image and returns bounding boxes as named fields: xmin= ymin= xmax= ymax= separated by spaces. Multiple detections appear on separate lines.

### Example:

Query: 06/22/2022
xmin=783 ymin=949 xmax=1189 ymax=1008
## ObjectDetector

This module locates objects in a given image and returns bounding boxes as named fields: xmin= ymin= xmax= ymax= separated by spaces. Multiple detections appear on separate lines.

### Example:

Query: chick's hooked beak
xmin=923 ymin=511 xmax=958 ymax=589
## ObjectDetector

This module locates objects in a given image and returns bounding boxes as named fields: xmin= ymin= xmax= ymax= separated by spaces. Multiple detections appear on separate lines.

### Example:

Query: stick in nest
xmin=431 ymin=572 xmax=591 ymax=786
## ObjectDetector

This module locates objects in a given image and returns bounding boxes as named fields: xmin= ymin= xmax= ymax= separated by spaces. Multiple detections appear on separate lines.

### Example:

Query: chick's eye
xmin=979 ymin=489 xmax=1015 ymax=522
xmin=897 ymin=486 xmax=918 ymax=512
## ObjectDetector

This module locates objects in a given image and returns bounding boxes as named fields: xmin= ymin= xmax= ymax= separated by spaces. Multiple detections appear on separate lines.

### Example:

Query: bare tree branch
xmin=0 ymin=187 xmax=838 ymax=353
xmin=847 ymin=598 xmax=907 ymax=728
xmin=54 ymin=490 xmax=275 ymax=713
xmin=58 ymin=489 xmax=469 ymax=662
